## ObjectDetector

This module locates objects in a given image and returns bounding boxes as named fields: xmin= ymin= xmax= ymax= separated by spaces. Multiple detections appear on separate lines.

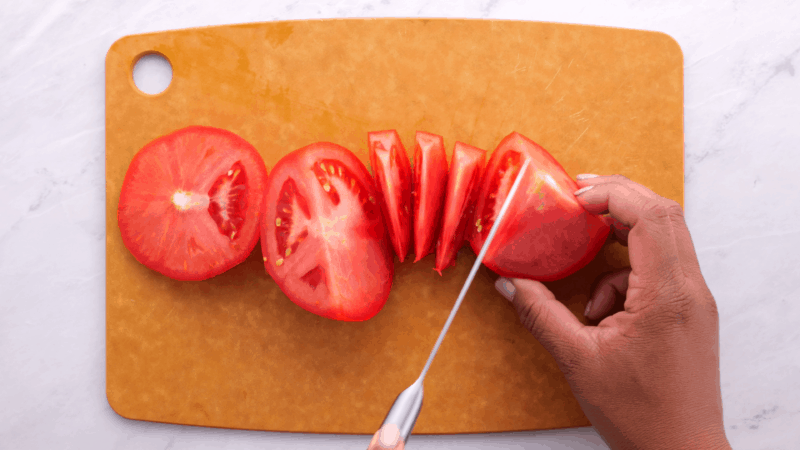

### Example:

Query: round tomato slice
xmin=434 ymin=142 xmax=486 ymax=275
xmin=118 ymin=126 xmax=269 ymax=281
xmin=261 ymin=142 xmax=394 ymax=321
xmin=368 ymin=130 xmax=412 ymax=262
xmin=412 ymin=131 xmax=448 ymax=262
xmin=469 ymin=132 xmax=610 ymax=281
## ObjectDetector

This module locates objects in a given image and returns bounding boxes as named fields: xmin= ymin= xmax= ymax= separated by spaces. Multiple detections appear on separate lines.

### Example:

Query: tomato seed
xmin=275 ymin=258 xmax=284 ymax=266
xmin=276 ymin=218 xmax=282 ymax=226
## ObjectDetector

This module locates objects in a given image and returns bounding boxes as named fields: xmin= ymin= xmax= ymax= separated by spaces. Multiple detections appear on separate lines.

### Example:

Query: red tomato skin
xmin=434 ymin=142 xmax=486 ymax=275
xmin=368 ymin=130 xmax=412 ymax=262
xmin=469 ymin=132 xmax=611 ymax=281
xmin=118 ymin=126 xmax=268 ymax=281
xmin=411 ymin=131 xmax=449 ymax=262
xmin=261 ymin=142 xmax=394 ymax=322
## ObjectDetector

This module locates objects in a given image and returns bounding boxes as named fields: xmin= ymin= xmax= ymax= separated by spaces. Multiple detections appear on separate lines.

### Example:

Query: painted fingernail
xmin=576 ymin=173 xmax=599 ymax=180
xmin=574 ymin=185 xmax=594 ymax=196
xmin=584 ymin=299 xmax=594 ymax=318
xmin=379 ymin=423 xmax=400 ymax=448
xmin=495 ymin=277 xmax=516 ymax=302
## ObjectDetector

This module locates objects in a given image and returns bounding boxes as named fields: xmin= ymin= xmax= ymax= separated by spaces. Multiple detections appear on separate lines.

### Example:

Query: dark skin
xmin=370 ymin=175 xmax=731 ymax=450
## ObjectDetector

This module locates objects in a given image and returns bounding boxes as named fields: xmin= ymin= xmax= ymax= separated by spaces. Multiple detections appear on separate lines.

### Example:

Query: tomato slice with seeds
xmin=117 ymin=126 xmax=268 ymax=281
xmin=368 ymin=130 xmax=412 ymax=262
xmin=411 ymin=131 xmax=448 ymax=262
xmin=434 ymin=142 xmax=486 ymax=275
xmin=469 ymin=132 xmax=611 ymax=281
xmin=262 ymin=142 xmax=394 ymax=321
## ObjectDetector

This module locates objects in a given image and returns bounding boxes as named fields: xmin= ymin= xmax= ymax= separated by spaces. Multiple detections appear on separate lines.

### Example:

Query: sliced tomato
xmin=469 ymin=132 xmax=611 ymax=281
xmin=411 ymin=131 xmax=448 ymax=262
xmin=261 ymin=142 xmax=394 ymax=321
xmin=434 ymin=142 xmax=486 ymax=275
xmin=117 ymin=126 xmax=268 ymax=281
xmin=368 ymin=130 xmax=412 ymax=262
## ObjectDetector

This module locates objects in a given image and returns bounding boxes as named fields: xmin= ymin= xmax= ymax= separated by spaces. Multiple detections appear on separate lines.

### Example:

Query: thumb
xmin=367 ymin=424 xmax=405 ymax=449
xmin=496 ymin=277 xmax=588 ymax=365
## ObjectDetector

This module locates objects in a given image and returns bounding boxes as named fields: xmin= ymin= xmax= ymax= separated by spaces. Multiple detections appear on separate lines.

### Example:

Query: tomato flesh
xmin=117 ymin=126 xmax=268 ymax=281
xmin=262 ymin=142 xmax=394 ymax=321
xmin=469 ymin=132 xmax=611 ymax=281
xmin=368 ymin=130 xmax=412 ymax=262
xmin=434 ymin=142 xmax=486 ymax=275
xmin=411 ymin=131 xmax=448 ymax=262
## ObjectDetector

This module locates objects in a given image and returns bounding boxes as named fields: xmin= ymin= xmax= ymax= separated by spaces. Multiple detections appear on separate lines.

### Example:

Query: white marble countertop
xmin=2 ymin=1 xmax=799 ymax=449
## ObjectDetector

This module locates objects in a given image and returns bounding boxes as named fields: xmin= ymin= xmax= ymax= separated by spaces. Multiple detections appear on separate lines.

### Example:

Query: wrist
xmin=669 ymin=424 xmax=731 ymax=450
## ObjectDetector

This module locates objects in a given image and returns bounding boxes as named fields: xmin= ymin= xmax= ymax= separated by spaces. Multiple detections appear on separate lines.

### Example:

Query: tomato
xmin=469 ymin=132 xmax=611 ymax=281
xmin=368 ymin=130 xmax=412 ymax=262
xmin=434 ymin=142 xmax=486 ymax=275
xmin=411 ymin=131 xmax=448 ymax=262
xmin=261 ymin=142 xmax=394 ymax=321
xmin=117 ymin=126 xmax=269 ymax=281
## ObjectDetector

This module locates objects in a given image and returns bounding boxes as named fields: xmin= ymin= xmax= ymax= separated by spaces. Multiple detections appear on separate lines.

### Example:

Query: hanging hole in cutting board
xmin=132 ymin=52 xmax=172 ymax=95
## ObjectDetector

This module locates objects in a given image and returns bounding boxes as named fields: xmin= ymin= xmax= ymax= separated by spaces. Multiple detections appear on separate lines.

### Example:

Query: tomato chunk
xmin=434 ymin=142 xmax=486 ymax=275
xmin=469 ymin=132 xmax=611 ymax=281
xmin=368 ymin=130 xmax=412 ymax=262
xmin=117 ymin=126 xmax=268 ymax=281
xmin=411 ymin=131 xmax=448 ymax=262
xmin=262 ymin=142 xmax=394 ymax=321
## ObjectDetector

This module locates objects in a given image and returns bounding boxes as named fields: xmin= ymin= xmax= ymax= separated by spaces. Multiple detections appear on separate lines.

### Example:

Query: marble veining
xmin=2 ymin=1 xmax=799 ymax=449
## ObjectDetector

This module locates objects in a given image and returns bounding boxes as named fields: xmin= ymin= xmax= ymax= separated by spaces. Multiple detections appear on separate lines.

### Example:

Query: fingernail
xmin=495 ymin=277 xmax=516 ymax=302
xmin=379 ymin=423 xmax=400 ymax=448
xmin=584 ymin=299 xmax=594 ymax=318
xmin=574 ymin=185 xmax=594 ymax=196
xmin=576 ymin=173 xmax=599 ymax=180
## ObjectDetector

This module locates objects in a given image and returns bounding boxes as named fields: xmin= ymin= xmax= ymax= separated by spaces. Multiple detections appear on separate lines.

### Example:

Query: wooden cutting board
xmin=105 ymin=19 xmax=683 ymax=434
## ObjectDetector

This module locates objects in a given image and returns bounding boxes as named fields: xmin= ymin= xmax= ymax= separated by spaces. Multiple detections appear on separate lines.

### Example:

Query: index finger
xmin=573 ymin=177 xmax=702 ymax=282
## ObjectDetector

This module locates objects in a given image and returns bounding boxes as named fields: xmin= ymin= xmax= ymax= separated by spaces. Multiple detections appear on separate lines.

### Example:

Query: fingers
xmin=585 ymin=269 xmax=631 ymax=321
xmin=368 ymin=424 xmax=405 ymax=449
xmin=574 ymin=174 xmax=702 ymax=281
xmin=496 ymin=277 xmax=588 ymax=366
xmin=606 ymin=216 xmax=631 ymax=246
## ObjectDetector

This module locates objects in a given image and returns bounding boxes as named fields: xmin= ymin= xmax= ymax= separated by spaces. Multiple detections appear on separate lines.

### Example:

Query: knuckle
xmin=640 ymin=198 xmax=684 ymax=228
xmin=610 ymin=174 xmax=631 ymax=183
xmin=641 ymin=199 xmax=670 ymax=221
xmin=516 ymin=301 xmax=547 ymax=336
xmin=646 ymin=278 xmax=721 ymax=328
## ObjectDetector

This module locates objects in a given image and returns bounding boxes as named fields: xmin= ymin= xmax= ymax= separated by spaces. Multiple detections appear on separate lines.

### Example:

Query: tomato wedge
xmin=261 ymin=142 xmax=394 ymax=321
xmin=411 ymin=131 xmax=448 ymax=262
xmin=434 ymin=142 xmax=486 ymax=275
xmin=117 ymin=126 xmax=269 ymax=281
xmin=469 ymin=132 xmax=611 ymax=281
xmin=368 ymin=130 xmax=412 ymax=262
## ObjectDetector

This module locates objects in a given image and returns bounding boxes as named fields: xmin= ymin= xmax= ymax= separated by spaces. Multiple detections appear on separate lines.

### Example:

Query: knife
xmin=378 ymin=158 xmax=531 ymax=444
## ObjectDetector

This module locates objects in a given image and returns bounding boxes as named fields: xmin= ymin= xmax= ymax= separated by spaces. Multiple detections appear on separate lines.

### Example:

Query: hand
xmin=367 ymin=424 xmax=405 ymax=449
xmin=494 ymin=174 xmax=731 ymax=450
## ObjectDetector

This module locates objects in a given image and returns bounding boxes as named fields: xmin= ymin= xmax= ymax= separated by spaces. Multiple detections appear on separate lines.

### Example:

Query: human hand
xmin=494 ymin=174 xmax=731 ymax=450
xmin=367 ymin=423 xmax=405 ymax=449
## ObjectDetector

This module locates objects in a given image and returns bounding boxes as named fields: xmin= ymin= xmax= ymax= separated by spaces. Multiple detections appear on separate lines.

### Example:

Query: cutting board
xmin=105 ymin=19 xmax=683 ymax=434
